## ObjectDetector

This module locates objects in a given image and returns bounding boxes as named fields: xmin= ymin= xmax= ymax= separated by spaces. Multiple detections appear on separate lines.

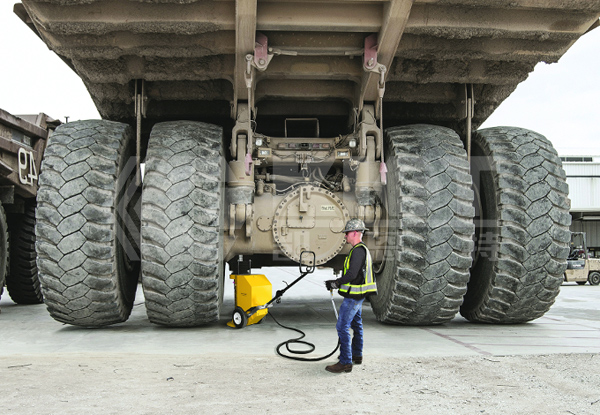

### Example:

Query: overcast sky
xmin=1 ymin=5 xmax=599 ymax=156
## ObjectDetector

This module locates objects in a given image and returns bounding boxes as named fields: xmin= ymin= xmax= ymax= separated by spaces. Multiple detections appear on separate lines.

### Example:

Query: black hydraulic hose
xmin=269 ymin=311 xmax=340 ymax=362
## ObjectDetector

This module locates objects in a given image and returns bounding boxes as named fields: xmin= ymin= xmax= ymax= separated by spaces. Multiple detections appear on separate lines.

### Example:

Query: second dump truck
xmin=0 ymin=108 xmax=58 ymax=305
xmin=14 ymin=0 xmax=600 ymax=327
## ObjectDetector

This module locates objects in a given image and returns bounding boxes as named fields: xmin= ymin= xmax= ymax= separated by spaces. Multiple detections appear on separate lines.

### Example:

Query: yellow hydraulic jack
xmin=227 ymin=274 xmax=271 ymax=328
xmin=228 ymin=251 xmax=316 ymax=329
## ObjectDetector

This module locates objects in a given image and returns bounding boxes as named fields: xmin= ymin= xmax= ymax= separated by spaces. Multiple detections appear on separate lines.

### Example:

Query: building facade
xmin=562 ymin=156 xmax=600 ymax=257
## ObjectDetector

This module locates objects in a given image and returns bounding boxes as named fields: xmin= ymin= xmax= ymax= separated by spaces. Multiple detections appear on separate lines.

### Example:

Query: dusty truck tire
xmin=461 ymin=127 xmax=571 ymax=323
xmin=35 ymin=120 xmax=140 ymax=326
xmin=141 ymin=121 xmax=225 ymax=327
xmin=0 ymin=202 xmax=9 ymax=300
xmin=6 ymin=200 xmax=43 ymax=304
xmin=371 ymin=125 xmax=475 ymax=325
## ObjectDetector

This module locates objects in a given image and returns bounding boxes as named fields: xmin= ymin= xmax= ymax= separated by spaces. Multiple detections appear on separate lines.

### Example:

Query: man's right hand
xmin=325 ymin=280 xmax=338 ymax=290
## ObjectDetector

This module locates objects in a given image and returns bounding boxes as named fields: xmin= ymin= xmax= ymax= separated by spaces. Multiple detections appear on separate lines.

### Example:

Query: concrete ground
xmin=3 ymin=267 xmax=599 ymax=358
xmin=1 ymin=268 xmax=600 ymax=414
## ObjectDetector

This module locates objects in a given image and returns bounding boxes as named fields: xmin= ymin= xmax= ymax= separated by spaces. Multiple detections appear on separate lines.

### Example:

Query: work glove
xmin=325 ymin=280 xmax=338 ymax=290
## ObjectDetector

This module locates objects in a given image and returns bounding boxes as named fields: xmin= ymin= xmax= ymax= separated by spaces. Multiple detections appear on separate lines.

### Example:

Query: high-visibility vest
xmin=339 ymin=242 xmax=377 ymax=297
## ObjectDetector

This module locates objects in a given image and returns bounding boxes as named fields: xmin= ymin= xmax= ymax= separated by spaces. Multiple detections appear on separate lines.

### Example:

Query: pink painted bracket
xmin=364 ymin=34 xmax=378 ymax=70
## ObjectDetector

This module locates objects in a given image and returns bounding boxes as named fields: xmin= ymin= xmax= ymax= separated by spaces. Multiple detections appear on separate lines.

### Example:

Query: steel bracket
xmin=459 ymin=84 xmax=475 ymax=161
xmin=363 ymin=33 xmax=379 ymax=71
xmin=253 ymin=32 xmax=273 ymax=71
xmin=133 ymin=79 xmax=147 ymax=186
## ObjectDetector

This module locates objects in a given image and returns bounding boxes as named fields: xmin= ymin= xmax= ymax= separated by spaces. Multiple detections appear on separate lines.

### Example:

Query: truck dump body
xmin=16 ymin=1 xmax=600 ymax=136
xmin=0 ymin=108 xmax=53 ymax=198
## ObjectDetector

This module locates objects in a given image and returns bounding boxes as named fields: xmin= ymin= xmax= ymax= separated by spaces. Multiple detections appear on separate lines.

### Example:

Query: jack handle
xmin=262 ymin=251 xmax=316 ymax=309
xmin=299 ymin=250 xmax=316 ymax=275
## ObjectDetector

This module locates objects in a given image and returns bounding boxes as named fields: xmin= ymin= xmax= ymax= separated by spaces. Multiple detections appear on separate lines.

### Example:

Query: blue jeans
xmin=336 ymin=297 xmax=364 ymax=365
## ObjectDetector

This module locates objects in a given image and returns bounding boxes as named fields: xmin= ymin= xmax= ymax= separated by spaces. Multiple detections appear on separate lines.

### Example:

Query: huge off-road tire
xmin=35 ymin=120 xmax=140 ymax=326
xmin=141 ymin=121 xmax=225 ymax=327
xmin=6 ymin=200 xmax=43 ymax=304
xmin=371 ymin=125 xmax=475 ymax=325
xmin=0 ymin=202 xmax=9 ymax=300
xmin=461 ymin=127 xmax=571 ymax=323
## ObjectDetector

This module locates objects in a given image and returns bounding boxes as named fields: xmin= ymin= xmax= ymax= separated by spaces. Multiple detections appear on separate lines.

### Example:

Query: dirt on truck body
xmin=15 ymin=1 xmax=600 ymax=327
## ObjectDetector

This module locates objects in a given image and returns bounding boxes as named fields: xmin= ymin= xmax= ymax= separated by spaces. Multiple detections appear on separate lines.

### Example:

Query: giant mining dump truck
xmin=15 ymin=1 xmax=600 ymax=327
xmin=0 ymin=108 xmax=59 ymax=305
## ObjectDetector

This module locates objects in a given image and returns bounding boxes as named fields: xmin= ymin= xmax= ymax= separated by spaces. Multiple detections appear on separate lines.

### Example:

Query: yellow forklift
xmin=564 ymin=232 xmax=600 ymax=286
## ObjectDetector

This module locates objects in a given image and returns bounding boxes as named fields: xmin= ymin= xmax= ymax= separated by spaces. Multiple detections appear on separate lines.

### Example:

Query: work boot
xmin=325 ymin=362 xmax=352 ymax=373
xmin=337 ymin=355 xmax=363 ymax=364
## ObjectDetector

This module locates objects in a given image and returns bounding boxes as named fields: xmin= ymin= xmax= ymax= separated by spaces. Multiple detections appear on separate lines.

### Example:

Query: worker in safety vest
xmin=324 ymin=218 xmax=377 ymax=373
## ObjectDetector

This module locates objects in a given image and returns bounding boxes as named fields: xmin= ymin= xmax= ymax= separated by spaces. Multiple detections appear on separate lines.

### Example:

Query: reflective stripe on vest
xmin=339 ymin=242 xmax=377 ymax=296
